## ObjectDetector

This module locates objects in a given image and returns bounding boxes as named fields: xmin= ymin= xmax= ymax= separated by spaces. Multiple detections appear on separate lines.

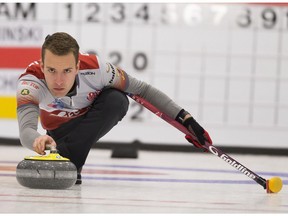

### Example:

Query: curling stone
xmin=16 ymin=146 xmax=77 ymax=189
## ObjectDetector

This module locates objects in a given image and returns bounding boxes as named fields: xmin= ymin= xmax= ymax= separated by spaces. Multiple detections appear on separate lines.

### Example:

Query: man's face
xmin=41 ymin=49 xmax=79 ymax=98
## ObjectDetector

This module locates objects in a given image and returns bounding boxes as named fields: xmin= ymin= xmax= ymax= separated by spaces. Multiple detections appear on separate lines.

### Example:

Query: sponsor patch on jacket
xmin=21 ymin=89 xmax=30 ymax=95
xmin=106 ymin=62 xmax=112 ymax=73
xmin=116 ymin=67 xmax=126 ymax=81
xmin=80 ymin=71 xmax=96 ymax=75
xmin=107 ymin=63 xmax=116 ymax=84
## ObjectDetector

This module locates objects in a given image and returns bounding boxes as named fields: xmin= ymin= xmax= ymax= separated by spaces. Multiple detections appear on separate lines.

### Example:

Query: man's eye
xmin=65 ymin=69 xmax=72 ymax=73
xmin=48 ymin=68 xmax=55 ymax=73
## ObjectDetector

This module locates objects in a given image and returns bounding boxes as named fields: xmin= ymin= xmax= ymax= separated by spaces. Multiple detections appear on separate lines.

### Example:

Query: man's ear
xmin=40 ymin=60 xmax=44 ymax=72
xmin=76 ymin=60 xmax=80 ymax=74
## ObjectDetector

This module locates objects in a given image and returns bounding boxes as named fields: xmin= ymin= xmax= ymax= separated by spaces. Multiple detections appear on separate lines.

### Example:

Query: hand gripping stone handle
xmin=45 ymin=144 xmax=58 ymax=154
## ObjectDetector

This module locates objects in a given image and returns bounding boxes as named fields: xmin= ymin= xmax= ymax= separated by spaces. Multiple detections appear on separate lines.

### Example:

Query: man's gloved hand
xmin=183 ymin=117 xmax=212 ymax=151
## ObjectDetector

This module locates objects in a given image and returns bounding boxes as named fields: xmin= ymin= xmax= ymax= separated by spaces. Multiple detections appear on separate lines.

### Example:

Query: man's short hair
xmin=42 ymin=32 xmax=79 ymax=64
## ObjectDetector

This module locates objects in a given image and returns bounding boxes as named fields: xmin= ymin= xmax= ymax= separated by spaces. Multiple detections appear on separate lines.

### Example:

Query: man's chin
xmin=52 ymin=91 xmax=67 ymax=98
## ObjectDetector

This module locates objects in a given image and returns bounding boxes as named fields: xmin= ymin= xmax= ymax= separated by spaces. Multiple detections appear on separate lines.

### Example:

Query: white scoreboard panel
xmin=0 ymin=3 xmax=288 ymax=148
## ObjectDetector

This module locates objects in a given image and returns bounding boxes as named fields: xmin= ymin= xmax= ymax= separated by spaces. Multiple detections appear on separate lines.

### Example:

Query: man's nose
xmin=55 ymin=73 xmax=64 ymax=85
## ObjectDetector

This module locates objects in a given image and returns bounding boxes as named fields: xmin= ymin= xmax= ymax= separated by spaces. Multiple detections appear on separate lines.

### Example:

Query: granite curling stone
xmin=16 ymin=147 xmax=77 ymax=189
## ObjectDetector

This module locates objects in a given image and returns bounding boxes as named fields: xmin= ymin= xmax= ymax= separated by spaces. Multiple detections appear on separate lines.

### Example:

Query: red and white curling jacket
xmin=17 ymin=53 xmax=182 ymax=150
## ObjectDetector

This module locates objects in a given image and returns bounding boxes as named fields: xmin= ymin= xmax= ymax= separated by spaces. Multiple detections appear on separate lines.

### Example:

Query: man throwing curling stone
xmin=17 ymin=32 xmax=212 ymax=185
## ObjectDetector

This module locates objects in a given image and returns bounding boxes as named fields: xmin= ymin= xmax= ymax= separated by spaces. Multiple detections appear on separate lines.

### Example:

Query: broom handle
xmin=128 ymin=93 xmax=267 ymax=190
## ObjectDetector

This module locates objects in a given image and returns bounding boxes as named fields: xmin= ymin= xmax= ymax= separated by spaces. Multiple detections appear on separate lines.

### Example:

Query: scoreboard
xmin=0 ymin=3 xmax=288 ymax=148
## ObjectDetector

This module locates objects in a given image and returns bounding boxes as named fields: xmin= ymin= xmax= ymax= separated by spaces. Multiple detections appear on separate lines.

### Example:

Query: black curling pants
xmin=47 ymin=88 xmax=129 ymax=169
